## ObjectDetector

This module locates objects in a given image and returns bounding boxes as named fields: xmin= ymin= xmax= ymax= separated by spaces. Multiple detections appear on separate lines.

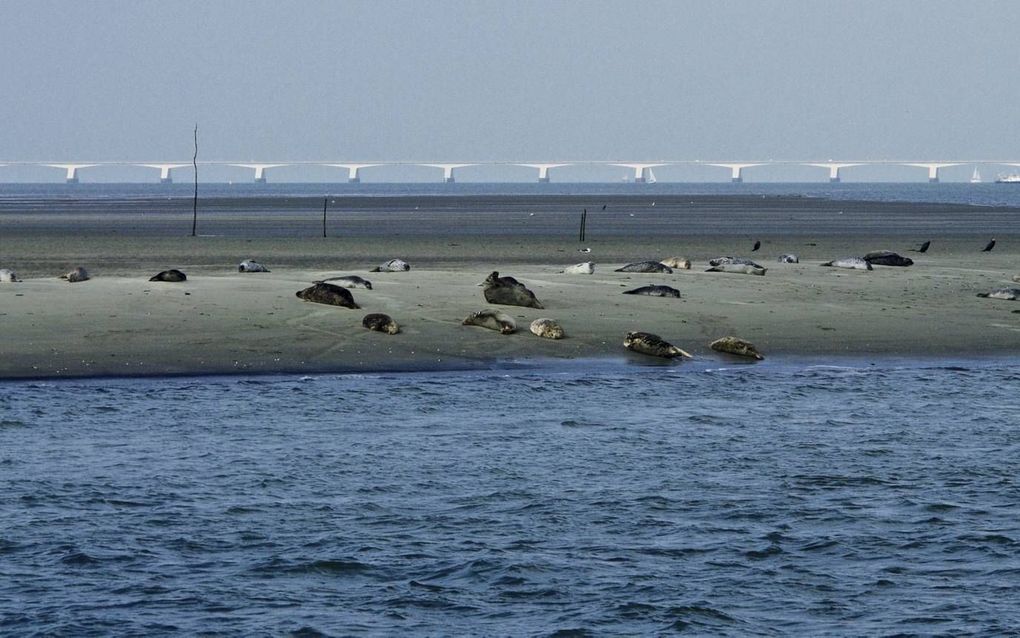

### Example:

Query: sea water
xmin=2 ymin=358 xmax=1019 ymax=635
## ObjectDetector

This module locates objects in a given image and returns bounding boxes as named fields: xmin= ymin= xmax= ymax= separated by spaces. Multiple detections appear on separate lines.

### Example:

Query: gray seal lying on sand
xmin=623 ymin=332 xmax=692 ymax=359
xmin=483 ymin=271 xmax=544 ymax=309
xmin=622 ymin=285 xmax=681 ymax=298
xmin=0 ymin=268 xmax=21 ymax=283
xmin=1013 ymin=275 xmax=1020 ymax=283
xmin=706 ymin=262 xmax=767 ymax=276
xmin=616 ymin=261 xmax=673 ymax=273
xmin=317 ymin=275 xmax=373 ymax=289
xmin=362 ymin=313 xmax=400 ymax=334
xmin=149 ymin=269 xmax=187 ymax=282
xmin=530 ymin=318 xmax=565 ymax=339
xmin=708 ymin=257 xmax=762 ymax=267
xmin=60 ymin=267 xmax=90 ymax=282
xmin=238 ymin=259 xmax=270 ymax=273
xmin=821 ymin=257 xmax=872 ymax=270
xmin=562 ymin=262 xmax=595 ymax=274
xmin=370 ymin=259 xmax=410 ymax=272
xmin=710 ymin=336 xmax=765 ymax=360
xmin=463 ymin=309 xmax=516 ymax=334
xmin=864 ymin=251 xmax=914 ymax=267
xmin=660 ymin=257 xmax=692 ymax=270
xmin=778 ymin=254 xmax=799 ymax=264
xmin=295 ymin=282 xmax=360 ymax=308
xmin=976 ymin=288 xmax=1020 ymax=300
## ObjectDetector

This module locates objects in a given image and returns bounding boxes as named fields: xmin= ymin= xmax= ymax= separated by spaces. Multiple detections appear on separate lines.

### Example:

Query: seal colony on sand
xmin=295 ymin=283 xmax=360 ymax=308
xmin=483 ymin=271 xmax=544 ymax=309
xmin=530 ymin=318 xmax=565 ymax=339
xmin=60 ymin=267 xmax=90 ymax=282
xmin=562 ymin=262 xmax=595 ymax=274
xmin=976 ymin=288 xmax=1020 ymax=300
xmin=616 ymin=261 xmax=673 ymax=273
xmin=371 ymin=259 xmax=411 ymax=272
xmin=864 ymin=251 xmax=914 ymax=267
xmin=710 ymin=336 xmax=765 ymax=360
xmin=821 ymin=257 xmax=873 ymax=271
xmin=660 ymin=257 xmax=692 ymax=270
xmin=463 ymin=309 xmax=516 ymax=334
xmin=238 ymin=260 xmax=270 ymax=273
xmin=0 ymin=268 xmax=21 ymax=283
xmin=622 ymin=285 xmax=681 ymax=298
xmin=149 ymin=269 xmax=187 ymax=282
xmin=317 ymin=275 xmax=373 ymax=289
xmin=623 ymin=332 xmax=692 ymax=359
xmin=362 ymin=313 xmax=400 ymax=334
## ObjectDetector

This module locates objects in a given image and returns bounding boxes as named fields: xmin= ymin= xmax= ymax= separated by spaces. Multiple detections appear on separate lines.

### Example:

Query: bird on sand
xmin=911 ymin=240 xmax=931 ymax=253
xmin=752 ymin=240 xmax=761 ymax=252
xmin=982 ymin=238 xmax=996 ymax=252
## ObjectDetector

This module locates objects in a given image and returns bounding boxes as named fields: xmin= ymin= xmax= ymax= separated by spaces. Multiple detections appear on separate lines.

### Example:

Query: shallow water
xmin=2 ymin=358 xmax=1019 ymax=635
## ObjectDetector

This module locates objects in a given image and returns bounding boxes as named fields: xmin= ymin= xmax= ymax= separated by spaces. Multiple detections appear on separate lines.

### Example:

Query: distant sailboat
xmin=647 ymin=168 xmax=658 ymax=184
xmin=971 ymin=167 xmax=982 ymax=183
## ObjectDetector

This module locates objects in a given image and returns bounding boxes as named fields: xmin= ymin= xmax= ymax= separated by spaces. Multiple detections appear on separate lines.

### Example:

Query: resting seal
xmin=362 ymin=313 xmax=400 ymax=334
xmin=562 ymin=262 xmax=595 ymax=274
xmin=60 ymin=267 xmax=90 ymax=282
xmin=710 ymin=336 xmax=765 ymax=360
xmin=821 ymin=257 xmax=872 ymax=270
xmin=623 ymin=332 xmax=692 ymax=359
xmin=318 ymin=275 xmax=373 ymax=289
xmin=778 ymin=254 xmax=799 ymax=264
xmin=708 ymin=257 xmax=763 ymax=267
xmin=370 ymin=259 xmax=410 ymax=272
xmin=295 ymin=283 xmax=360 ymax=308
xmin=0 ymin=268 xmax=21 ymax=283
xmin=976 ymin=288 xmax=1020 ymax=301
xmin=660 ymin=257 xmax=692 ymax=270
xmin=238 ymin=259 xmax=270 ymax=273
xmin=864 ymin=251 xmax=914 ymax=267
xmin=149 ymin=269 xmax=187 ymax=282
xmin=616 ymin=261 xmax=673 ymax=273
xmin=483 ymin=271 xmax=544 ymax=309
xmin=463 ymin=309 xmax=516 ymax=334
xmin=1013 ymin=275 xmax=1020 ymax=283
xmin=622 ymin=285 xmax=681 ymax=298
xmin=530 ymin=318 xmax=565 ymax=339
xmin=706 ymin=263 xmax=767 ymax=276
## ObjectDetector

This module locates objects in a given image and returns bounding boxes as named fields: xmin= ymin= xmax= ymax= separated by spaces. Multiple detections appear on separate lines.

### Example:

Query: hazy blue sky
xmin=2 ymin=0 xmax=1018 ymax=180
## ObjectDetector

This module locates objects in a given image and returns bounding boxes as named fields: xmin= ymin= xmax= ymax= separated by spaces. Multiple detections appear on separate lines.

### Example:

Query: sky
xmin=2 ymin=0 xmax=1019 ymax=181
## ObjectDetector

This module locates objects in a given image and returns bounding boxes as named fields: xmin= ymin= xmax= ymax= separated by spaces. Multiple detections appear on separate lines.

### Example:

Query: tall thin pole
xmin=191 ymin=124 xmax=198 ymax=237
xmin=579 ymin=208 xmax=587 ymax=242
xmin=322 ymin=196 xmax=328 ymax=238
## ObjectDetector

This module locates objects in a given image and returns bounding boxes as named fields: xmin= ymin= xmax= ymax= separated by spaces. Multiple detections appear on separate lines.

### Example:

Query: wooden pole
xmin=190 ymin=124 xmax=198 ymax=237
xmin=322 ymin=196 xmax=328 ymax=238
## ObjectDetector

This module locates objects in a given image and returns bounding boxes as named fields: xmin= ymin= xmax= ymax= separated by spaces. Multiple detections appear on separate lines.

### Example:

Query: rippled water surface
xmin=2 ymin=359 xmax=1020 ymax=635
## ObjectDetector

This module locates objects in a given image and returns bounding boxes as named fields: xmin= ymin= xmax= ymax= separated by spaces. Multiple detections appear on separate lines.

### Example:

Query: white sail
xmin=971 ymin=167 xmax=982 ymax=183
xmin=647 ymin=168 xmax=657 ymax=184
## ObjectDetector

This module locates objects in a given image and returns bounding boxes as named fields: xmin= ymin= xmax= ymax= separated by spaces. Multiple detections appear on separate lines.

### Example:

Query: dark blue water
xmin=3 ymin=359 xmax=1019 ymax=635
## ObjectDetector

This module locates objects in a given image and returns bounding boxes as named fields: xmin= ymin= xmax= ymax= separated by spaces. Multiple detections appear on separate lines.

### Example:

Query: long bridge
xmin=2 ymin=160 xmax=1019 ymax=184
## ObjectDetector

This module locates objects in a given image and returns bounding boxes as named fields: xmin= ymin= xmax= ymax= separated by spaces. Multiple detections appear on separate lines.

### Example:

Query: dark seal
xmin=864 ymin=251 xmax=914 ymax=267
xmin=295 ymin=282 xmax=360 ymax=309
xmin=622 ymin=285 xmax=681 ymax=298
xmin=362 ymin=313 xmax=400 ymax=334
xmin=615 ymin=261 xmax=673 ymax=274
xmin=482 ymin=271 xmax=544 ymax=309
xmin=149 ymin=269 xmax=187 ymax=282
xmin=623 ymin=332 xmax=692 ymax=359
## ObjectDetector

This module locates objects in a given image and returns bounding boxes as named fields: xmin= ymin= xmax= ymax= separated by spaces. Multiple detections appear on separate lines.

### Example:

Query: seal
xmin=317 ymin=275 xmax=373 ymax=289
xmin=483 ymin=271 xmax=544 ymax=309
xmin=660 ymin=257 xmax=692 ymax=270
xmin=615 ymin=261 xmax=673 ymax=273
xmin=1013 ymin=275 xmax=1020 ymax=283
xmin=238 ymin=259 xmax=270 ymax=273
xmin=864 ymin=251 xmax=914 ymax=267
xmin=821 ymin=257 xmax=872 ymax=270
xmin=149 ymin=269 xmax=187 ymax=282
xmin=60 ymin=266 xmax=90 ymax=282
xmin=530 ymin=318 xmax=565 ymax=339
xmin=778 ymin=254 xmax=799 ymax=264
xmin=370 ymin=259 xmax=411 ymax=272
xmin=295 ymin=282 xmax=360 ymax=309
xmin=622 ymin=285 xmax=681 ymax=298
xmin=706 ymin=263 xmax=767 ymax=276
xmin=710 ymin=336 xmax=765 ymax=360
xmin=562 ymin=261 xmax=595 ymax=274
xmin=0 ymin=268 xmax=21 ymax=283
xmin=623 ymin=331 xmax=692 ymax=359
xmin=976 ymin=288 xmax=1020 ymax=301
xmin=362 ymin=313 xmax=400 ymax=334
xmin=463 ymin=309 xmax=516 ymax=334
xmin=708 ymin=257 xmax=762 ymax=267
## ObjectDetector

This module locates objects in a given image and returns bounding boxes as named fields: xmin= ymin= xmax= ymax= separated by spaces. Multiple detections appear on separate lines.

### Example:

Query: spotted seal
xmin=0 ymin=268 xmax=21 ymax=283
xmin=238 ymin=259 xmax=270 ymax=273
xmin=708 ymin=257 xmax=762 ymax=267
xmin=778 ymin=254 xmax=799 ymax=264
xmin=660 ymin=257 xmax=692 ymax=270
xmin=821 ymin=257 xmax=872 ymax=270
xmin=976 ymin=288 xmax=1020 ymax=301
xmin=706 ymin=262 xmax=767 ymax=276
xmin=623 ymin=332 xmax=692 ymax=359
xmin=60 ymin=267 xmax=90 ymax=282
xmin=562 ymin=262 xmax=595 ymax=274
xmin=463 ymin=309 xmax=516 ymax=334
xmin=615 ymin=261 xmax=673 ymax=274
xmin=149 ymin=269 xmax=187 ymax=282
xmin=362 ymin=313 xmax=400 ymax=334
xmin=622 ymin=285 xmax=681 ymax=298
xmin=317 ymin=275 xmax=373 ymax=290
xmin=710 ymin=336 xmax=765 ymax=360
xmin=483 ymin=271 xmax=544 ymax=309
xmin=295 ymin=282 xmax=360 ymax=308
xmin=530 ymin=318 xmax=565 ymax=339
xmin=864 ymin=251 xmax=913 ymax=267
xmin=370 ymin=259 xmax=410 ymax=272
xmin=1013 ymin=275 xmax=1020 ymax=284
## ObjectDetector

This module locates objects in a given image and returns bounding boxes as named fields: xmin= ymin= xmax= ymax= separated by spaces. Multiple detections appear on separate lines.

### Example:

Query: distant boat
xmin=646 ymin=168 xmax=658 ymax=184
xmin=970 ymin=167 xmax=982 ymax=183
xmin=995 ymin=173 xmax=1020 ymax=184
